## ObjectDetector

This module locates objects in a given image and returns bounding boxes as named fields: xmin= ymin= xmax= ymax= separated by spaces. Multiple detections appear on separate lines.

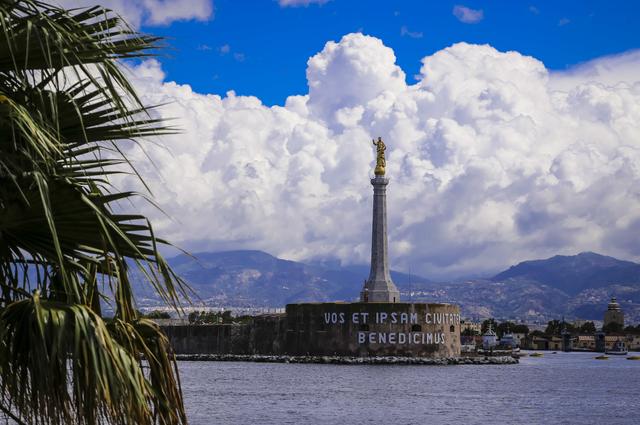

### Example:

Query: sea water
xmin=178 ymin=351 xmax=640 ymax=425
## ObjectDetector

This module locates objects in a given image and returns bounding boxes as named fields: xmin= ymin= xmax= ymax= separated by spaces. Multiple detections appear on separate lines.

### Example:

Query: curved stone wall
xmin=285 ymin=302 xmax=461 ymax=358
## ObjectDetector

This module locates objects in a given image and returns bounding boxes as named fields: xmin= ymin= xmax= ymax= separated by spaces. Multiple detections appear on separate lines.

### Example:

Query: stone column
xmin=360 ymin=176 xmax=400 ymax=303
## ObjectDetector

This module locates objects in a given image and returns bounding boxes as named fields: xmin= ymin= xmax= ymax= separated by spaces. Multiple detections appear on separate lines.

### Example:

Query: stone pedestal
xmin=285 ymin=302 xmax=461 ymax=357
xmin=360 ymin=176 xmax=400 ymax=302
xmin=162 ymin=303 xmax=462 ymax=359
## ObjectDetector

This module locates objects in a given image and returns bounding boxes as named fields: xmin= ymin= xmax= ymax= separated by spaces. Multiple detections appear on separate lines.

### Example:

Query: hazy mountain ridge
xmin=134 ymin=250 xmax=431 ymax=307
xmin=132 ymin=250 xmax=640 ymax=322
xmin=492 ymin=251 xmax=640 ymax=295
xmin=407 ymin=278 xmax=573 ymax=321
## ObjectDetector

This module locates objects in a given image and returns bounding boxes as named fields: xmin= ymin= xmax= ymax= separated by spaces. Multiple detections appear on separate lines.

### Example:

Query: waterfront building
xmin=529 ymin=336 xmax=549 ymax=350
xmin=461 ymin=335 xmax=482 ymax=351
xmin=574 ymin=335 xmax=596 ymax=350
xmin=594 ymin=333 xmax=628 ymax=352
xmin=512 ymin=332 xmax=527 ymax=348
xmin=548 ymin=336 xmax=563 ymax=351
xmin=626 ymin=334 xmax=640 ymax=350
xmin=604 ymin=335 xmax=627 ymax=351
xmin=603 ymin=297 xmax=624 ymax=329
xmin=461 ymin=319 xmax=482 ymax=335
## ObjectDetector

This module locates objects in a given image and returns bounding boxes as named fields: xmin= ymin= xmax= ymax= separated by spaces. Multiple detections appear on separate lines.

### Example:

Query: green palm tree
xmin=0 ymin=1 xmax=190 ymax=423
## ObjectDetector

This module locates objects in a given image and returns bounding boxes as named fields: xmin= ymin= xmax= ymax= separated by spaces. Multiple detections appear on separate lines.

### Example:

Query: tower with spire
xmin=604 ymin=297 xmax=624 ymax=329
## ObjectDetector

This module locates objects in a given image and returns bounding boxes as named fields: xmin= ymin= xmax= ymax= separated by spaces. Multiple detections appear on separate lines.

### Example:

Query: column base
xmin=360 ymin=287 xmax=400 ymax=303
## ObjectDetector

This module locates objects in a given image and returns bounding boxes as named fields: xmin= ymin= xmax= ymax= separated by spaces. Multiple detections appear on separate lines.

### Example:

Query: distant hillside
xmin=492 ymin=252 xmax=640 ymax=295
xmin=132 ymin=250 xmax=640 ymax=323
xmin=132 ymin=250 xmax=430 ymax=307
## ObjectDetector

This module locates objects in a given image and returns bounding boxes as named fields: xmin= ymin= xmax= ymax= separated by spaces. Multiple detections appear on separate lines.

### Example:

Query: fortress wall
xmin=161 ymin=324 xmax=250 ymax=354
xmin=162 ymin=314 xmax=286 ymax=355
xmin=285 ymin=303 xmax=461 ymax=357
xmin=162 ymin=303 xmax=461 ymax=358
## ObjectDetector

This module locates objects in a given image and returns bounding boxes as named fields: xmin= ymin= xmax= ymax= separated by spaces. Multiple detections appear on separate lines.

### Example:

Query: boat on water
xmin=605 ymin=339 xmax=628 ymax=355
xmin=529 ymin=352 xmax=543 ymax=357
xmin=595 ymin=355 xmax=609 ymax=360
xmin=626 ymin=355 xmax=640 ymax=360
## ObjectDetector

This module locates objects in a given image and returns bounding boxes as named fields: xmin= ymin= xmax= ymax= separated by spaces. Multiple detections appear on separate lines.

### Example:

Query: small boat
xmin=529 ymin=352 xmax=543 ymax=357
xmin=605 ymin=339 xmax=628 ymax=355
xmin=595 ymin=355 xmax=609 ymax=360
xmin=627 ymin=355 xmax=640 ymax=361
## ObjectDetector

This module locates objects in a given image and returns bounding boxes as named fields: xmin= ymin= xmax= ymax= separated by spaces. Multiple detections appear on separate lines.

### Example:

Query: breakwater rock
xmin=175 ymin=354 xmax=518 ymax=365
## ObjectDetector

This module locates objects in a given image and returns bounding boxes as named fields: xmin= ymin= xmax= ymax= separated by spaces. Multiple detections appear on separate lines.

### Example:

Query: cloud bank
xmin=119 ymin=34 xmax=640 ymax=279
xmin=55 ymin=0 xmax=214 ymax=27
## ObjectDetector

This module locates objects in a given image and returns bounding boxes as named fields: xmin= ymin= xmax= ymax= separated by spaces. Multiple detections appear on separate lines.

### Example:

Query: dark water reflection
xmin=178 ymin=351 xmax=640 ymax=425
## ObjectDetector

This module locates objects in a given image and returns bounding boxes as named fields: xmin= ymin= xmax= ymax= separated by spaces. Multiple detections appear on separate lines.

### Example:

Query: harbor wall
xmin=161 ymin=314 xmax=285 ymax=355
xmin=162 ymin=302 xmax=461 ymax=358
xmin=285 ymin=303 xmax=461 ymax=357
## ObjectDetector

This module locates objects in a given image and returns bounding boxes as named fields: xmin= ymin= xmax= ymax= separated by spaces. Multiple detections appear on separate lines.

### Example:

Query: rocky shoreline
xmin=175 ymin=354 xmax=518 ymax=365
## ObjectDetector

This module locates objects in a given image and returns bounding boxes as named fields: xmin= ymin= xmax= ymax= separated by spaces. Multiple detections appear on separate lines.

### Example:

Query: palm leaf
xmin=0 ymin=1 xmax=191 ymax=423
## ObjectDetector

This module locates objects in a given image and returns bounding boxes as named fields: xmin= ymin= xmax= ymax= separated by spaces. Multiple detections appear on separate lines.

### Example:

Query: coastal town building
xmin=461 ymin=320 xmax=482 ymax=335
xmin=603 ymin=297 xmax=624 ymax=328
xmin=549 ymin=336 xmax=563 ymax=351
xmin=512 ymin=332 xmax=527 ymax=348
xmin=502 ymin=297 xmax=639 ymax=352
xmin=603 ymin=335 xmax=627 ymax=351
xmin=595 ymin=332 xmax=632 ymax=352
xmin=574 ymin=335 xmax=596 ymax=350
xmin=461 ymin=335 xmax=482 ymax=352
xmin=626 ymin=334 xmax=640 ymax=350
xmin=529 ymin=336 xmax=549 ymax=350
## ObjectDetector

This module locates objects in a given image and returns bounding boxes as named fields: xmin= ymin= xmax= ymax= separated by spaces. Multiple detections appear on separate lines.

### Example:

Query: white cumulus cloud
xmin=54 ymin=0 xmax=213 ymax=28
xmin=117 ymin=34 xmax=640 ymax=280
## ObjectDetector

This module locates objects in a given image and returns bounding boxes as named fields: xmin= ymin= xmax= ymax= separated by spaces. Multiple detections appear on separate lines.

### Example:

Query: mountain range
xmin=133 ymin=250 xmax=640 ymax=323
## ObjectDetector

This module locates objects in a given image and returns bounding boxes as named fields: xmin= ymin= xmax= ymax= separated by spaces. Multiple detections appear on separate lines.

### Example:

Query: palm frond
xmin=0 ymin=1 xmax=191 ymax=424
xmin=0 ymin=293 xmax=160 ymax=424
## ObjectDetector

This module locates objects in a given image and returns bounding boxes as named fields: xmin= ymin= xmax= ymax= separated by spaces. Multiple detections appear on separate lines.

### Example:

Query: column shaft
xmin=360 ymin=176 xmax=400 ymax=303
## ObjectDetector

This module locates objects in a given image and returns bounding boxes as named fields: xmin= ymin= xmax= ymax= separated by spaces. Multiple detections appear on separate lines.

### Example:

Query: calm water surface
xmin=179 ymin=351 xmax=640 ymax=425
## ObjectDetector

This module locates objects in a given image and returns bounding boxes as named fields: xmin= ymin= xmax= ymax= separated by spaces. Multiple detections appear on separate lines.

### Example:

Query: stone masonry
xmin=360 ymin=176 xmax=400 ymax=302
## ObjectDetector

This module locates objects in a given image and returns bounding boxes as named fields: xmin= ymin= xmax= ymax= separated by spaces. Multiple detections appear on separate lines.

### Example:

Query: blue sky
xmin=141 ymin=0 xmax=640 ymax=105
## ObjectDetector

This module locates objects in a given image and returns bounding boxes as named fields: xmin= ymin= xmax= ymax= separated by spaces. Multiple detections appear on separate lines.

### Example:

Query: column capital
xmin=370 ymin=176 xmax=390 ymax=186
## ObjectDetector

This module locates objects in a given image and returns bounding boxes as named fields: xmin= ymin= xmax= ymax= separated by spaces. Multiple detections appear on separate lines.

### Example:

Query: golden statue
xmin=372 ymin=137 xmax=386 ymax=176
